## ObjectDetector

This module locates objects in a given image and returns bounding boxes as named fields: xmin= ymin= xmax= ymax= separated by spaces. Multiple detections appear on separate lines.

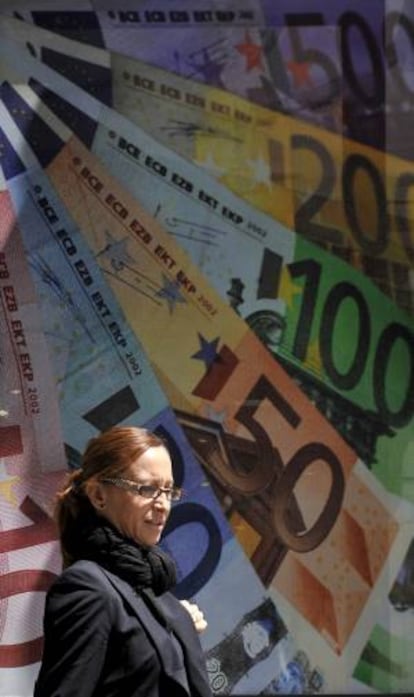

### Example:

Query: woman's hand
xmin=180 ymin=599 xmax=208 ymax=633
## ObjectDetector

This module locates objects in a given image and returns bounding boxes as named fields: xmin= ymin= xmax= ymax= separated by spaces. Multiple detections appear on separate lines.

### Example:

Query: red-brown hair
xmin=56 ymin=426 xmax=165 ymax=566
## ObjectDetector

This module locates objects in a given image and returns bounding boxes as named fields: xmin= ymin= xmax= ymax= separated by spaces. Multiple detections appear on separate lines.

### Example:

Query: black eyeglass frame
xmin=100 ymin=477 xmax=182 ymax=501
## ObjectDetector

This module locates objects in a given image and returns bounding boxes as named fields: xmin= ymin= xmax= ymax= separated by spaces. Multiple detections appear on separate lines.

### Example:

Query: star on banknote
xmin=97 ymin=229 xmax=135 ymax=271
xmin=155 ymin=274 xmax=187 ymax=313
xmin=191 ymin=333 xmax=221 ymax=369
xmin=247 ymin=155 xmax=272 ymax=188
xmin=196 ymin=151 xmax=226 ymax=178
xmin=235 ymin=30 xmax=264 ymax=72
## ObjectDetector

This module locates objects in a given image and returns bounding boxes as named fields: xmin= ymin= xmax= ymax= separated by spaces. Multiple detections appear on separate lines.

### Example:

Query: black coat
xmin=34 ymin=559 xmax=212 ymax=697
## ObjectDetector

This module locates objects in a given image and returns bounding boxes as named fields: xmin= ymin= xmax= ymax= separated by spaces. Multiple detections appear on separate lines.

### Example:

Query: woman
xmin=34 ymin=425 xmax=212 ymax=697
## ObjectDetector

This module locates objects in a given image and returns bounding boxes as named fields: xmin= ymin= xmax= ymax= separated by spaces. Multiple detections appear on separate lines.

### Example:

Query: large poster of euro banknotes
xmin=0 ymin=2 xmax=413 ymax=695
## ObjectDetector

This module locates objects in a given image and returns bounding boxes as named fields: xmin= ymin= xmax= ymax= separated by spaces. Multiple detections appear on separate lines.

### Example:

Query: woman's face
xmin=93 ymin=445 xmax=174 ymax=546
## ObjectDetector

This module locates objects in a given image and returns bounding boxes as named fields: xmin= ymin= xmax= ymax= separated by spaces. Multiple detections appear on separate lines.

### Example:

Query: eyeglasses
xmin=100 ymin=477 xmax=182 ymax=501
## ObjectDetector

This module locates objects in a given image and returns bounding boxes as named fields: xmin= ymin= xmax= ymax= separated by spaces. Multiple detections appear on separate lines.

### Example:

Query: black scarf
xmin=72 ymin=513 xmax=177 ymax=627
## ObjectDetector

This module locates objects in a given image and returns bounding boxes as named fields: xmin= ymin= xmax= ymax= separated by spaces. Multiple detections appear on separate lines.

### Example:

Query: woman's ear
xmin=84 ymin=479 xmax=107 ymax=511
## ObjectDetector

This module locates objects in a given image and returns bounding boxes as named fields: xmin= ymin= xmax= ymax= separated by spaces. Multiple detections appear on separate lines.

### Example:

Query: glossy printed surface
xmin=0 ymin=4 xmax=412 ymax=696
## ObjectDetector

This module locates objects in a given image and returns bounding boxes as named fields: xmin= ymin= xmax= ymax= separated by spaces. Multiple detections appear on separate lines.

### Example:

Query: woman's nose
xmin=153 ymin=491 xmax=171 ymax=507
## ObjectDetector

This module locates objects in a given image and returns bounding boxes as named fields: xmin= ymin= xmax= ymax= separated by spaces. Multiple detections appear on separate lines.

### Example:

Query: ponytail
xmin=54 ymin=469 xmax=93 ymax=567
